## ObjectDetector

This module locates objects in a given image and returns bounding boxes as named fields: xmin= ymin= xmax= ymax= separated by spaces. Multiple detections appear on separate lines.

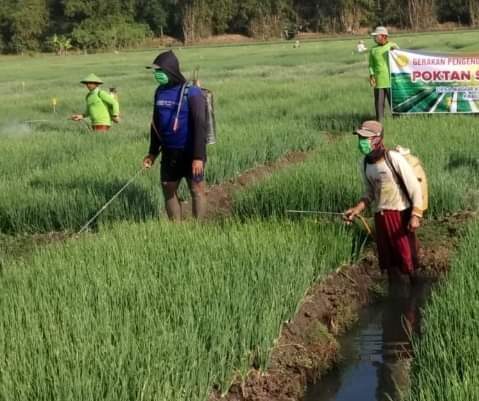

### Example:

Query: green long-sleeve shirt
xmin=368 ymin=41 xmax=398 ymax=89
xmin=84 ymin=88 xmax=120 ymax=126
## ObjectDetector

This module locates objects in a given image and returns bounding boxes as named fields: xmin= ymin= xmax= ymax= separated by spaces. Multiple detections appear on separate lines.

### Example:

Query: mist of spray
xmin=0 ymin=122 xmax=33 ymax=137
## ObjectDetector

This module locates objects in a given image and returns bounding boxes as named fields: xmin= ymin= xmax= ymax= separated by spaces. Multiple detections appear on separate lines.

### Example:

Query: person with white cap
xmin=344 ymin=120 xmax=423 ymax=284
xmin=356 ymin=40 xmax=367 ymax=54
xmin=368 ymin=26 xmax=398 ymax=122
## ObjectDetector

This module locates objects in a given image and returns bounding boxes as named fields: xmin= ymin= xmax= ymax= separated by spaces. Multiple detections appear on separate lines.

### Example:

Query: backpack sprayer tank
xmin=193 ymin=66 xmax=217 ymax=145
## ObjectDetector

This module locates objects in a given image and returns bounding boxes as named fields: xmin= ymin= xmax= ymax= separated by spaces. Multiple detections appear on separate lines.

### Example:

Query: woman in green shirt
xmin=71 ymin=73 xmax=120 ymax=132
xmin=368 ymin=26 xmax=398 ymax=122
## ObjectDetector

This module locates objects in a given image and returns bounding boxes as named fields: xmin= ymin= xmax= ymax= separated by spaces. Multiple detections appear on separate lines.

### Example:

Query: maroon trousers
xmin=92 ymin=125 xmax=110 ymax=132
xmin=374 ymin=209 xmax=418 ymax=275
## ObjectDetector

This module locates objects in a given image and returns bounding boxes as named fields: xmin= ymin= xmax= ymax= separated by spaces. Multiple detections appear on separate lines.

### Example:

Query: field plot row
xmin=0 ymin=220 xmax=353 ymax=401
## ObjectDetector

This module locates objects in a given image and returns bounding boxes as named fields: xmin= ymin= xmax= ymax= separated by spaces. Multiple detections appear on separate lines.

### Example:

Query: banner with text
xmin=390 ymin=49 xmax=479 ymax=114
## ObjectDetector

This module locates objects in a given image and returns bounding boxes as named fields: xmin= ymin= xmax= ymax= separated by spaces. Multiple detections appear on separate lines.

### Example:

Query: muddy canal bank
xmin=209 ymin=214 xmax=471 ymax=401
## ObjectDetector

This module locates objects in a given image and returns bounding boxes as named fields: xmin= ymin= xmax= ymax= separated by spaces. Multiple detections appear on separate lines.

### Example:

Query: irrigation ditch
xmin=303 ymin=278 xmax=432 ymax=401
xmin=208 ymin=212 xmax=475 ymax=401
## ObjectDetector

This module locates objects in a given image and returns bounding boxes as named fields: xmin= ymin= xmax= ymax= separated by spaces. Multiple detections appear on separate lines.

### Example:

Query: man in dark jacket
xmin=143 ymin=50 xmax=207 ymax=220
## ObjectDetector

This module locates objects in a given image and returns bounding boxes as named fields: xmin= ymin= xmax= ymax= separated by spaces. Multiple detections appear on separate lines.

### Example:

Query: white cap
xmin=371 ymin=26 xmax=388 ymax=36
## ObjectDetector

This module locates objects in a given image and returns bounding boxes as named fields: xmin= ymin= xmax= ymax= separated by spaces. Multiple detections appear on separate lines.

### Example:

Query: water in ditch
xmin=304 ymin=278 xmax=433 ymax=401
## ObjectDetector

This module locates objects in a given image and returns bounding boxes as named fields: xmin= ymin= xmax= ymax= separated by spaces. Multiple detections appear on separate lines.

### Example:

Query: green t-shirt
xmin=368 ymin=41 xmax=398 ymax=89
xmin=84 ymin=88 xmax=120 ymax=126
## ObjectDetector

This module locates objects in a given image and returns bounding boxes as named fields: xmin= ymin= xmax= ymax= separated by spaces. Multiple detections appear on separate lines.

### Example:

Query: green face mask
xmin=358 ymin=138 xmax=372 ymax=155
xmin=154 ymin=70 xmax=169 ymax=86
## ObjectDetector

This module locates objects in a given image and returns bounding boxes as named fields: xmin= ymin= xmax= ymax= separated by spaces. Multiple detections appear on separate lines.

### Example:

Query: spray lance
xmin=23 ymin=119 xmax=54 ymax=124
xmin=77 ymin=166 xmax=147 ymax=234
xmin=20 ymin=119 xmax=71 ymax=133
xmin=23 ymin=119 xmax=72 ymax=126
xmin=25 ymin=116 xmax=91 ymax=132
xmin=66 ymin=114 xmax=93 ymax=132
xmin=286 ymin=209 xmax=372 ymax=236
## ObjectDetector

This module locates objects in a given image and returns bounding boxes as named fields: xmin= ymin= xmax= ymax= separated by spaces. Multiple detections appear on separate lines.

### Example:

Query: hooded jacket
xmin=148 ymin=51 xmax=207 ymax=160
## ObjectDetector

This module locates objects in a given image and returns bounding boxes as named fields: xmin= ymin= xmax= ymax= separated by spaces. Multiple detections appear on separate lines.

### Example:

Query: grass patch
xmin=0 ymin=219 xmax=353 ymax=401
xmin=407 ymin=219 xmax=479 ymax=401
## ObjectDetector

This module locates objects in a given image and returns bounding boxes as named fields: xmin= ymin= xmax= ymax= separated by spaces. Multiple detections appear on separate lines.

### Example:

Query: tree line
xmin=0 ymin=0 xmax=477 ymax=53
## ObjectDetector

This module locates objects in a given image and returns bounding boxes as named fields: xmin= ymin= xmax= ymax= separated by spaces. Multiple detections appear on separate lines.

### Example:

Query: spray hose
xmin=285 ymin=209 xmax=373 ymax=236
xmin=355 ymin=214 xmax=373 ymax=236
xmin=78 ymin=167 xmax=146 ymax=234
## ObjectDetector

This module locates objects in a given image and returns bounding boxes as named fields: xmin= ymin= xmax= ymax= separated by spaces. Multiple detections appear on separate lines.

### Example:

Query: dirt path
xmin=180 ymin=150 xmax=314 ymax=219
xmin=209 ymin=213 xmax=476 ymax=401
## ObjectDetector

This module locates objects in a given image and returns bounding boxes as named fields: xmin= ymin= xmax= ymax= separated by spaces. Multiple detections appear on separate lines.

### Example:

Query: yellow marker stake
xmin=52 ymin=97 xmax=57 ymax=113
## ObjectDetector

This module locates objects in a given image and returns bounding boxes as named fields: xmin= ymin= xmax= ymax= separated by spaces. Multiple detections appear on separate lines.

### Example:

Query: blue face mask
xmin=154 ymin=70 xmax=169 ymax=86
xmin=358 ymin=138 xmax=372 ymax=155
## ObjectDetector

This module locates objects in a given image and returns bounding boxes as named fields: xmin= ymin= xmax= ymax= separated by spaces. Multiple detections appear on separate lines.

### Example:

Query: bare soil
xmin=180 ymin=150 xmax=314 ymax=219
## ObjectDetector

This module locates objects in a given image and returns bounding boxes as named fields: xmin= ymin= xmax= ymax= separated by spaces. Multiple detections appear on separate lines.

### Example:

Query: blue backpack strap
xmin=183 ymin=82 xmax=192 ymax=98
xmin=173 ymin=82 xmax=192 ymax=133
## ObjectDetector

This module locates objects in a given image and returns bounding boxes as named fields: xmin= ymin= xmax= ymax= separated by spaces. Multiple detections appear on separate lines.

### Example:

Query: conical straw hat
xmin=80 ymin=73 xmax=104 ymax=84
